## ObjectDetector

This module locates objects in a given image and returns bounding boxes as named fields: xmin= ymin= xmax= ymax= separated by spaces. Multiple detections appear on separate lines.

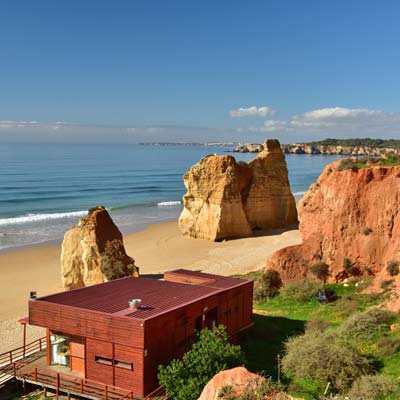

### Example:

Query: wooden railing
xmin=13 ymin=362 xmax=134 ymax=400
xmin=144 ymin=385 xmax=168 ymax=399
xmin=0 ymin=337 xmax=46 ymax=369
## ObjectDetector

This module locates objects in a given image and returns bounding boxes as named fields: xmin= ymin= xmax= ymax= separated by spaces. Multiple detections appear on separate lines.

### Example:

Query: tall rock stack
xmin=178 ymin=138 xmax=298 ymax=241
xmin=245 ymin=139 xmax=298 ymax=230
xmin=61 ymin=206 xmax=138 ymax=290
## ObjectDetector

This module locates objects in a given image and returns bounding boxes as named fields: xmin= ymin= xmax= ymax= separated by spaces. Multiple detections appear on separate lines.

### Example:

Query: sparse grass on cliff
xmin=337 ymin=153 xmax=400 ymax=171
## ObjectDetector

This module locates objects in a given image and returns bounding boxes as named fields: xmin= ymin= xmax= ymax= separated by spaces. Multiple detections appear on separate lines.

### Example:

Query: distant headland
xmin=233 ymin=138 xmax=400 ymax=156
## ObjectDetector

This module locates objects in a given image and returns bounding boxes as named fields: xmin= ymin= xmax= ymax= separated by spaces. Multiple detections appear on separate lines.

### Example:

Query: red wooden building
xmin=27 ymin=269 xmax=253 ymax=398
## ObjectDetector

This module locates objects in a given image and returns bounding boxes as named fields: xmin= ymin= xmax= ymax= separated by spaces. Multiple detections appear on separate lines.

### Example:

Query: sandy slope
xmin=0 ymin=220 xmax=301 ymax=353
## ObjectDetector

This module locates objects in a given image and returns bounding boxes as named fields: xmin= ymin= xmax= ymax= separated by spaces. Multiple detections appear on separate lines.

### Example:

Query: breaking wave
xmin=157 ymin=201 xmax=181 ymax=206
xmin=0 ymin=210 xmax=88 ymax=226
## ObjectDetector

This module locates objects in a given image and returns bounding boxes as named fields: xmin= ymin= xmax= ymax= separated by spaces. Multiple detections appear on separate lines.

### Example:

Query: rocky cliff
xmin=179 ymin=139 xmax=297 ymax=241
xmin=233 ymin=142 xmax=400 ymax=156
xmin=265 ymin=160 xmax=400 ymax=289
xmin=61 ymin=206 xmax=138 ymax=290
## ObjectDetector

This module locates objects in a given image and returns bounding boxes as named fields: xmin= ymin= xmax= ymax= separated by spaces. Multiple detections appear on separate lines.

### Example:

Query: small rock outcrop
xmin=265 ymin=160 xmax=400 ymax=295
xmin=179 ymin=139 xmax=298 ymax=241
xmin=61 ymin=206 xmax=138 ymax=290
xmin=198 ymin=367 xmax=265 ymax=400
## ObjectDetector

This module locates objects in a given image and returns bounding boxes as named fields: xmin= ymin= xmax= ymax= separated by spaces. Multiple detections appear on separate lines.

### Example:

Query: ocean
xmin=0 ymin=143 xmax=344 ymax=251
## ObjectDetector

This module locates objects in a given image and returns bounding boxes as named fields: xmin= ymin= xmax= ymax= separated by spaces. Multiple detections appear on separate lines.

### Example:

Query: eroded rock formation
xmin=179 ymin=139 xmax=298 ymax=241
xmin=266 ymin=161 xmax=400 ymax=291
xmin=198 ymin=367 xmax=265 ymax=400
xmin=61 ymin=206 xmax=138 ymax=290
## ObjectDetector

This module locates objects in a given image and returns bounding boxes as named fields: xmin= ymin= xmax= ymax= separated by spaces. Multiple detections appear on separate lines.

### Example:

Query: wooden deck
xmin=0 ymin=340 xmax=135 ymax=400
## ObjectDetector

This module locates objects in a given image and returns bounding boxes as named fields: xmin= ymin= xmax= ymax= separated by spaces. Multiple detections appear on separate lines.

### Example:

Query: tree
xmin=310 ymin=262 xmax=330 ymax=283
xmin=253 ymin=269 xmax=283 ymax=301
xmin=158 ymin=326 xmax=245 ymax=400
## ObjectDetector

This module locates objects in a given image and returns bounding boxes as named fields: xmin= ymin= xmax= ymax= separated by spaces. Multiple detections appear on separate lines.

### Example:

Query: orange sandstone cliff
xmin=179 ymin=139 xmax=298 ymax=241
xmin=266 ymin=161 xmax=400 ymax=289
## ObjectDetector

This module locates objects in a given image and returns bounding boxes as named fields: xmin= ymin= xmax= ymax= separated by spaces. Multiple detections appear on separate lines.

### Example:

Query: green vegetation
xmin=218 ymin=377 xmax=283 ymax=399
xmin=336 ymin=153 xmax=400 ymax=171
xmin=237 ymin=271 xmax=400 ymax=399
xmin=101 ymin=239 xmax=138 ymax=280
xmin=310 ymin=261 xmax=330 ymax=282
xmin=253 ymin=269 xmax=282 ymax=301
xmin=280 ymin=279 xmax=322 ymax=303
xmin=158 ymin=325 xmax=244 ymax=400
xmin=387 ymin=260 xmax=400 ymax=277
xmin=306 ymin=138 xmax=400 ymax=149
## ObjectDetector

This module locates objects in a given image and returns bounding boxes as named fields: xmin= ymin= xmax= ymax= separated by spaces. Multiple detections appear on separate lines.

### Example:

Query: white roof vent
xmin=128 ymin=298 xmax=142 ymax=310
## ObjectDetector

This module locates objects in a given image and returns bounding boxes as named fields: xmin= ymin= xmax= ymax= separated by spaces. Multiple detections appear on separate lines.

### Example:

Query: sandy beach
xmin=0 ymin=220 xmax=301 ymax=353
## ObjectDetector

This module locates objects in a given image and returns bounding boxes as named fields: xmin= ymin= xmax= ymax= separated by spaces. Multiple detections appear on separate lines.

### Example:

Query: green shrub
xmin=158 ymin=326 xmax=244 ymax=400
xmin=280 ymin=279 xmax=322 ymax=303
xmin=387 ymin=260 xmax=400 ymax=277
xmin=363 ymin=227 xmax=373 ymax=235
xmin=342 ymin=308 xmax=395 ymax=342
xmin=347 ymin=374 xmax=400 ymax=400
xmin=381 ymin=279 xmax=395 ymax=290
xmin=218 ymin=377 xmax=283 ymax=400
xmin=282 ymin=330 xmax=372 ymax=393
xmin=310 ymin=262 xmax=330 ymax=283
xmin=336 ymin=295 xmax=359 ymax=317
xmin=377 ymin=336 xmax=400 ymax=357
xmin=305 ymin=319 xmax=330 ymax=333
xmin=343 ymin=257 xmax=360 ymax=276
xmin=253 ymin=269 xmax=283 ymax=301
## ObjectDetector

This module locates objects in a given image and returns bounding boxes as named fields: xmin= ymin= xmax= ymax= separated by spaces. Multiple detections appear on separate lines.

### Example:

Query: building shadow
xmin=239 ymin=313 xmax=305 ymax=378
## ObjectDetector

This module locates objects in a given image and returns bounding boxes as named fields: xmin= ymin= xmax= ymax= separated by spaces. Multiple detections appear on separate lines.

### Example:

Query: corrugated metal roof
xmin=37 ymin=269 xmax=249 ymax=321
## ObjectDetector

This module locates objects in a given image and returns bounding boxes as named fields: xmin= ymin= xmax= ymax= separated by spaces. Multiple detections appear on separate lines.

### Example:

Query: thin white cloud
xmin=244 ymin=107 xmax=400 ymax=137
xmin=229 ymin=106 xmax=275 ymax=118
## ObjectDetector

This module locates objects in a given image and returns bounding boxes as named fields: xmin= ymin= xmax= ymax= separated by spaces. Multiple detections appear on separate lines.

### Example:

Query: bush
xmin=387 ymin=260 xmax=400 ymax=277
xmin=282 ymin=330 xmax=372 ymax=393
xmin=280 ymin=279 xmax=322 ymax=303
xmin=305 ymin=319 xmax=330 ymax=333
xmin=336 ymin=295 xmax=359 ymax=317
xmin=253 ymin=269 xmax=283 ymax=301
xmin=377 ymin=336 xmax=400 ymax=357
xmin=363 ymin=227 xmax=373 ymax=235
xmin=381 ymin=279 xmax=395 ymax=290
xmin=343 ymin=257 xmax=360 ymax=276
xmin=341 ymin=308 xmax=395 ymax=342
xmin=218 ymin=377 xmax=283 ymax=400
xmin=347 ymin=374 xmax=400 ymax=400
xmin=158 ymin=326 xmax=244 ymax=400
xmin=310 ymin=262 xmax=330 ymax=283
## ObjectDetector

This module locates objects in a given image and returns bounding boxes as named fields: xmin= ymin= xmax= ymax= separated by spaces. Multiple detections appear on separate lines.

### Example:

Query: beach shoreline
xmin=0 ymin=219 xmax=301 ymax=353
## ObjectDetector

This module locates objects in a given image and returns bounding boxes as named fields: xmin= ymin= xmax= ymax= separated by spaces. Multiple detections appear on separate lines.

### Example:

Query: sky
xmin=1 ymin=0 xmax=400 ymax=144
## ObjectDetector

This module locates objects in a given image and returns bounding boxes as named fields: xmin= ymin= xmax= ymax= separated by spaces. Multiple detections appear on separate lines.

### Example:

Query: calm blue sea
xmin=0 ymin=143 xmax=344 ymax=251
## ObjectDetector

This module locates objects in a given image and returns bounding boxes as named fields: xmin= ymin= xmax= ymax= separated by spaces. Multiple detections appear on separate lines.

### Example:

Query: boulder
xmin=198 ymin=367 xmax=264 ymax=400
xmin=266 ymin=161 xmax=400 ymax=299
xmin=179 ymin=139 xmax=298 ymax=241
xmin=61 ymin=206 xmax=138 ymax=290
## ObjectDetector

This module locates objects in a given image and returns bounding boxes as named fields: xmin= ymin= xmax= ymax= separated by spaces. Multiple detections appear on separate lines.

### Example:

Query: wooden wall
xmin=142 ymin=281 xmax=253 ymax=396
xmin=29 ymin=280 xmax=253 ymax=398
xmin=29 ymin=300 xmax=144 ymax=347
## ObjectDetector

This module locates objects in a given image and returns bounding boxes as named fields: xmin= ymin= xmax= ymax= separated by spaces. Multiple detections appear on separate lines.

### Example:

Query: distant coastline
xmin=232 ymin=138 xmax=400 ymax=156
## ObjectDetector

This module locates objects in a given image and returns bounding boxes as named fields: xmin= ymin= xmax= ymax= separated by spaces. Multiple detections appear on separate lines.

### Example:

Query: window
xmin=95 ymin=356 xmax=113 ymax=366
xmin=114 ymin=360 xmax=133 ymax=370
xmin=95 ymin=356 xmax=133 ymax=370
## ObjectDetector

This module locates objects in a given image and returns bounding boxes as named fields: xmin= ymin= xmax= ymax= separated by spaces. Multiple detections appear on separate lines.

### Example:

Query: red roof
xmin=36 ymin=269 xmax=250 ymax=321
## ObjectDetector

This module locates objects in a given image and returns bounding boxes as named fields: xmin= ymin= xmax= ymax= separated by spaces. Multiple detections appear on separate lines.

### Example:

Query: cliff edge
xmin=265 ymin=159 xmax=400 ymax=302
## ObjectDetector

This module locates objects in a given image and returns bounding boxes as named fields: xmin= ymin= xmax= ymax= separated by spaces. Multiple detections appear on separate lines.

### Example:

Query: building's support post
xmin=22 ymin=323 xmax=26 ymax=357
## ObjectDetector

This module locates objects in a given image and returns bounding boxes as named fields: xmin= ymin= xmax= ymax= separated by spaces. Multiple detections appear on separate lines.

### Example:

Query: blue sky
xmin=1 ymin=0 xmax=400 ymax=143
